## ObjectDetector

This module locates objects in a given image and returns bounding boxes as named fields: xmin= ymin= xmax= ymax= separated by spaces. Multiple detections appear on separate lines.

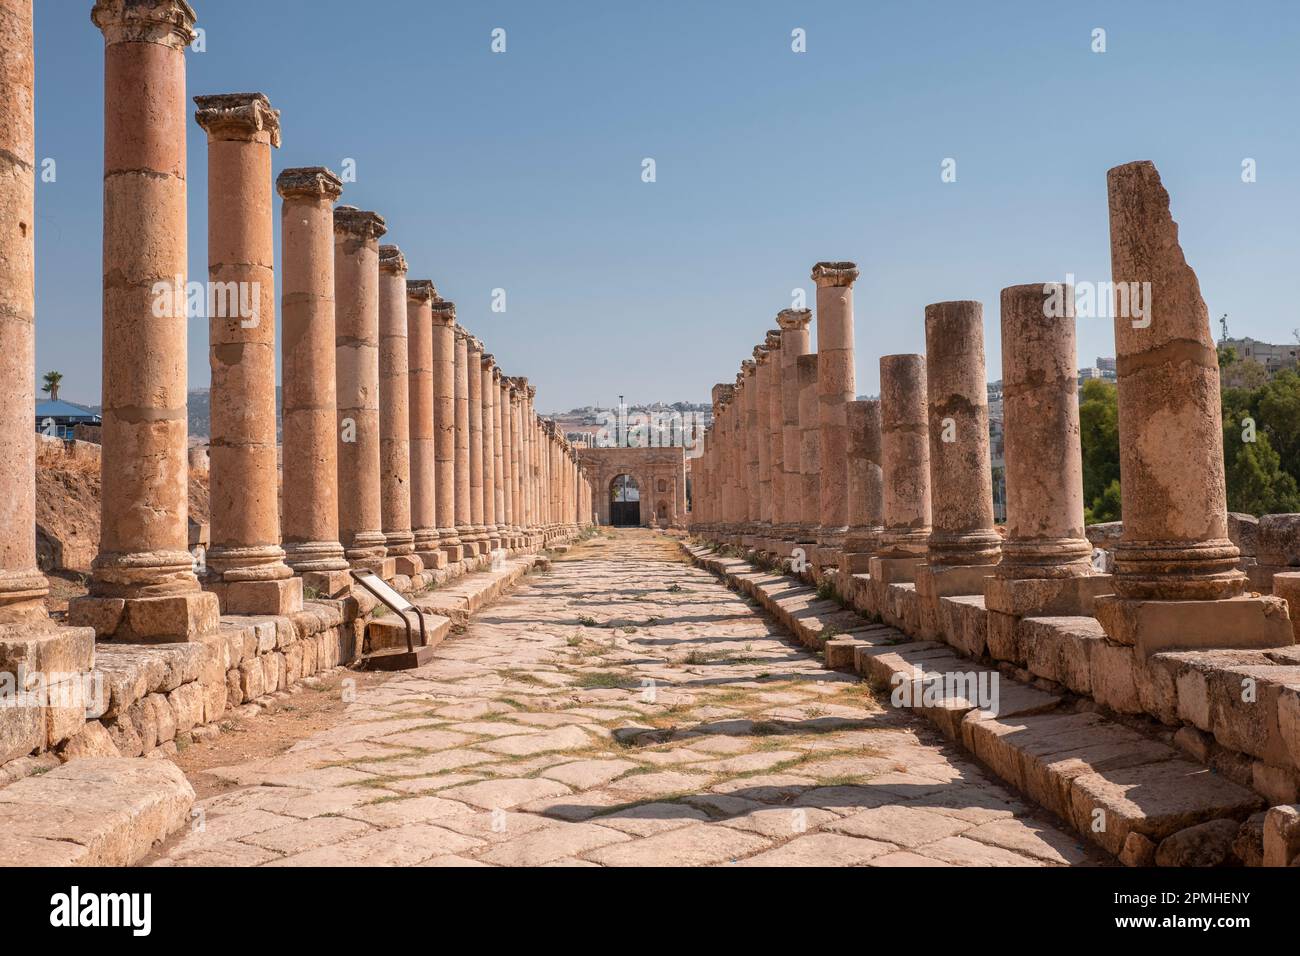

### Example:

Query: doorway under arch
xmin=609 ymin=474 xmax=641 ymax=527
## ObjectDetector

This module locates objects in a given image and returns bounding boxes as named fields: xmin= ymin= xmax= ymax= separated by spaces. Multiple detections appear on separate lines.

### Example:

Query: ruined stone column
xmin=841 ymin=399 xmax=884 ymax=575
xmin=870 ymin=354 xmax=930 ymax=585
xmin=465 ymin=336 xmax=486 ymax=556
xmin=796 ymin=354 xmax=820 ymax=551
xmin=1095 ymin=161 xmax=1291 ymax=653
xmin=778 ymin=311 xmax=812 ymax=546
xmin=72 ymin=0 xmax=220 ymax=640
xmin=920 ymin=301 xmax=1000 ymax=558
xmin=507 ymin=380 xmax=524 ymax=546
xmin=527 ymin=386 xmax=541 ymax=541
xmin=376 ymin=244 xmax=420 ymax=577
xmin=431 ymin=299 xmax=460 ymax=564
xmin=193 ymin=92 xmax=299 ymax=615
xmin=813 ymin=261 xmax=858 ymax=552
xmin=407 ymin=279 xmax=443 ymax=569
xmin=765 ymin=328 xmax=786 ymax=551
xmin=986 ymin=283 xmax=1112 ymax=623
xmin=481 ymin=353 xmax=500 ymax=552
xmin=491 ymin=366 xmax=506 ymax=546
xmin=276 ymin=169 xmax=349 ymax=593
xmin=499 ymin=375 xmax=515 ymax=548
xmin=755 ymin=344 xmax=774 ymax=542
xmin=453 ymin=326 xmax=474 ymax=558
xmin=0 ymin=0 xmax=48 ymax=626
xmin=743 ymin=358 xmax=760 ymax=540
xmin=333 ymin=206 xmax=391 ymax=576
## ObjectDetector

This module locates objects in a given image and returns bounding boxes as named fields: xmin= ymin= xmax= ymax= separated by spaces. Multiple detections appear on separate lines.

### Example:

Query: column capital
xmin=481 ymin=353 xmax=496 ymax=371
xmin=378 ymin=244 xmax=408 ymax=275
xmin=777 ymin=307 xmax=812 ymax=330
xmin=334 ymin=205 xmax=386 ymax=240
xmin=432 ymin=299 xmax=457 ymax=325
xmin=811 ymin=260 xmax=859 ymax=288
xmin=406 ymin=279 xmax=437 ymax=303
xmin=276 ymin=166 xmax=342 ymax=202
xmin=764 ymin=329 xmax=782 ymax=350
xmin=92 ymin=0 xmax=196 ymax=48
xmin=527 ymin=385 xmax=537 ymax=399
xmin=465 ymin=335 xmax=483 ymax=354
xmin=492 ymin=366 xmax=503 ymax=383
xmin=752 ymin=346 xmax=769 ymax=365
xmin=193 ymin=93 xmax=280 ymax=146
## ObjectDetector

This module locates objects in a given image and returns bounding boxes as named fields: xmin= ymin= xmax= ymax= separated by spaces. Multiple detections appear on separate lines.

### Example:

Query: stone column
xmin=796 ymin=354 xmax=820 ymax=551
xmin=915 ymin=300 xmax=1001 ymax=627
xmin=986 ymin=283 xmax=1112 ymax=622
xmin=755 ymin=343 xmax=774 ymax=543
xmin=0 ymin=0 xmax=47 ymax=626
xmin=507 ymin=379 xmax=524 ymax=546
xmin=1095 ymin=161 xmax=1291 ymax=653
xmin=481 ymin=353 xmax=500 ymax=552
xmin=333 ymin=206 xmax=391 ymax=577
xmin=812 ymin=261 xmax=858 ymax=553
xmin=72 ymin=0 xmax=220 ymax=641
xmin=431 ymin=299 xmax=461 ymax=563
xmin=193 ymin=92 xmax=299 ymax=615
xmin=841 ymin=399 xmax=884 ymax=576
xmin=765 ymin=328 xmax=786 ymax=552
xmin=276 ymin=168 xmax=349 ymax=595
xmin=494 ymin=367 xmax=509 ymax=548
xmin=743 ymin=357 xmax=760 ymax=540
xmin=527 ymin=385 xmax=540 ymax=542
xmin=778 ymin=311 xmax=812 ymax=547
xmin=465 ymin=335 xmax=486 ymax=556
xmin=870 ymin=354 xmax=930 ymax=585
xmin=732 ymin=368 xmax=749 ymax=540
xmin=453 ymin=326 xmax=473 ymax=559
xmin=407 ymin=279 xmax=443 ymax=569
xmin=377 ymin=244 xmax=420 ymax=577
xmin=500 ymin=375 xmax=516 ymax=549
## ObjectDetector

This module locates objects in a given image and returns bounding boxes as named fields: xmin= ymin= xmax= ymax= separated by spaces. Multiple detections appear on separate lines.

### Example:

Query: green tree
xmin=1222 ymin=389 xmax=1300 ymax=514
xmin=1078 ymin=379 xmax=1121 ymax=522
xmin=41 ymin=370 xmax=63 ymax=401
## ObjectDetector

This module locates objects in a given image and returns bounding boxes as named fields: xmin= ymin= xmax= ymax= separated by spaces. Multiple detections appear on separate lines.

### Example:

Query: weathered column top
xmin=431 ymin=299 xmax=457 ymax=325
xmin=481 ymin=353 xmax=496 ymax=371
xmin=764 ymin=329 xmax=782 ymax=350
xmin=754 ymin=347 xmax=770 ymax=366
xmin=193 ymin=93 xmax=281 ymax=145
xmin=742 ymin=358 xmax=757 ymax=377
xmin=92 ymin=0 xmax=196 ymax=47
xmin=276 ymin=166 xmax=343 ymax=202
xmin=492 ymin=365 xmax=503 ymax=383
xmin=378 ymin=244 xmax=408 ymax=276
xmin=777 ymin=308 xmax=812 ymax=330
xmin=406 ymin=279 xmax=437 ymax=303
xmin=466 ymin=335 xmax=484 ymax=354
xmin=811 ymin=261 xmax=859 ymax=288
xmin=526 ymin=385 xmax=537 ymax=399
xmin=334 ymin=205 xmax=387 ymax=240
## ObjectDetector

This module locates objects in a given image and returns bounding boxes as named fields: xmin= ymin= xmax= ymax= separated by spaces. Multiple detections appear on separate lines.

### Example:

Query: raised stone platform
xmin=687 ymin=539 xmax=1299 ymax=866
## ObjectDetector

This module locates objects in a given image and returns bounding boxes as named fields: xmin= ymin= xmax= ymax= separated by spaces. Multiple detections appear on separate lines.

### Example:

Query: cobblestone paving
xmin=152 ymin=529 xmax=1107 ymax=867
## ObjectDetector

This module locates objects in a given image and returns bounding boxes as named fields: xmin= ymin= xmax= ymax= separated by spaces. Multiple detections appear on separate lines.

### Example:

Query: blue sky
xmin=32 ymin=0 xmax=1300 ymax=412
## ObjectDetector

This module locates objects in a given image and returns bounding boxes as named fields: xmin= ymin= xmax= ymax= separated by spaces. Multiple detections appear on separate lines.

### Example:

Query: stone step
xmin=686 ymin=540 xmax=1269 ymax=866
xmin=0 ymin=758 xmax=194 ymax=866
xmin=412 ymin=556 xmax=537 ymax=625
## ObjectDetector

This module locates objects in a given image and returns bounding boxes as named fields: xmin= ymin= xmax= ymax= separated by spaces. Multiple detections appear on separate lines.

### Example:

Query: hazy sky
xmin=31 ymin=0 xmax=1300 ymax=413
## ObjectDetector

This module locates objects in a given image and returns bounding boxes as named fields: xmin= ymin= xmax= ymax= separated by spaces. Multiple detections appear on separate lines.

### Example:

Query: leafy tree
xmin=1078 ymin=379 xmax=1121 ymax=522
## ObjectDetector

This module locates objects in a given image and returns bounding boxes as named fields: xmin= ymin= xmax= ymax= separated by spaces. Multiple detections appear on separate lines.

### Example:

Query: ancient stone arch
xmin=576 ymin=447 xmax=686 ymax=528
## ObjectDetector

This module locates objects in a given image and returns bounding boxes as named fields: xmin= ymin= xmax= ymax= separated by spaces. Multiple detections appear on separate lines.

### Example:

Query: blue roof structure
xmin=35 ymin=399 xmax=100 ymax=421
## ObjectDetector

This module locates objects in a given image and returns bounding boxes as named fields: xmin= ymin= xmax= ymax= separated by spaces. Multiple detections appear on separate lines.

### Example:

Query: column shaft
xmin=812 ymin=261 xmax=858 ymax=546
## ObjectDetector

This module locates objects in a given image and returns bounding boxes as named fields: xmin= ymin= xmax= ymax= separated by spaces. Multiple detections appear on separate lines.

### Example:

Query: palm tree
xmin=41 ymin=371 xmax=63 ymax=402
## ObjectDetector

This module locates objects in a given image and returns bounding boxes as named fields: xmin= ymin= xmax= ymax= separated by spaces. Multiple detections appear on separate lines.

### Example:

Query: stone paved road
xmin=151 ymin=529 xmax=1106 ymax=867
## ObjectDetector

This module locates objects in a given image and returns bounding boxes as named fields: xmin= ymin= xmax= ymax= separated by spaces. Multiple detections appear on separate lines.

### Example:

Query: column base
xmin=868 ymin=555 xmax=923 ymax=586
xmin=416 ymin=549 xmax=448 ymax=570
xmin=351 ymin=557 xmax=396 ymax=580
xmin=984 ymin=573 xmax=1114 ymax=617
xmin=207 ymin=576 xmax=304 ymax=616
xmin=839 ymin=551 xmax=875 ymax=576
xmin=393 ymin=554 xmax=425 ymax=577
xmin=301 ymin=569 xmax=353 ymax=599
xmin=68 ymin=590 xmax=220 ymax=643
xmin=1095 ymin=594 xmax=1295 ymax=656
xmin=441 ymin=544 xmax=466 ymax=563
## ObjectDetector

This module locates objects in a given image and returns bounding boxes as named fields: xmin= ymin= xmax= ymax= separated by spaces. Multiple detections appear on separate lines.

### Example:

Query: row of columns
xmin=0 ymin=0 xmax=592 ymax=642
xmin=692 ymin=179 xmax=1293 ymax=653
